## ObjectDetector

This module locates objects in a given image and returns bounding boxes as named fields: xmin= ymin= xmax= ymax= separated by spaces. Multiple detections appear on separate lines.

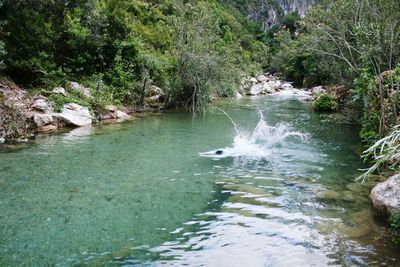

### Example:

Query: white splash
xmin=200 ymin=110 xmax=308 ymax=159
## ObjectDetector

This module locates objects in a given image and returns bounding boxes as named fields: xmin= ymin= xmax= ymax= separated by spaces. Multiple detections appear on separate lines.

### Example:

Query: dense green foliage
xmin=313 ymin=93 xmax=338 ymax=112
xmin=0 ymin=0 xmax=268 ymax=112
xmin=358 ymin=124 xmax=400 ymax=182
xmin=390 ymin=213 xmax=400 ymax=244
xmin=0 ymin=0 xmax=6 ymax=70
xmin=1 ymin=0 xmax=400 ymax=141
xmin=259 ymin=0 xmax=400 ymax=145
xmin=353 ymin=67 xmax=400 ymax=143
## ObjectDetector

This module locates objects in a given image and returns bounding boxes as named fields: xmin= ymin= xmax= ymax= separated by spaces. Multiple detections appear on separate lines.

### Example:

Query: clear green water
xmin=0 ymin=94 xmax=399 ymax=266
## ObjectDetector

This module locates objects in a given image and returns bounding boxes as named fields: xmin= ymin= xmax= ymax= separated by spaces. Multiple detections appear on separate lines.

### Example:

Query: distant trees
xmin=0 ymin=0 xmax=6 ymax=70
xmin=0 ymin=0 xmax=268 ymax=112
xmin=263 ymin=0 xmax=400 ymax=143
xmin=172 ymin=2 xmax=238 ymax=112
xmin=305 ymin=0 xmax=400 ymax=139
xmin=306 ymin=0 xmax=400 ymax=81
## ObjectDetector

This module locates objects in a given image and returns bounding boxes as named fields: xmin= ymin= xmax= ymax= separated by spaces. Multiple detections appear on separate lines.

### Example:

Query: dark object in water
xmin=215 ymin=150 xmax=223 ymax=155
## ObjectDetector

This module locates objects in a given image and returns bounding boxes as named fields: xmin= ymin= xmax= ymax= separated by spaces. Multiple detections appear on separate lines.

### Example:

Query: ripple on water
xmin=0 ymin=95 xmax=399 ymax=266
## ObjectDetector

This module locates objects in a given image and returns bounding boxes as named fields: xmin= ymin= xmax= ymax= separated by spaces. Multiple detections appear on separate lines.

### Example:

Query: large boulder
xmin=269 ymin=80 xmax=282 ymax=91
xmin=257 ymin=75 xmax=268 ymax=83
xmin=282 ymin=83 xmax=294 ymax=90
xmin=311 ymin=86 xmax=326 ymax=95
xmin=56 ymin=103 xmax=92 ymax=127
xmin=145 ymin=86 xmax=165 ymax=108
xmin=115 ymin=110 xmax=129 ymax=119
xmin=100 ymin=105 xmax=130 ymax=120
xmin=33 ymin=113 xmax=53 ymax=127
xmin=32 ymin=98 xmax=52 ymax=112
xmin=263 ymin=83 xmax=275 ymax=94
xmin=66 ymin=82 xmax=92 ymax=99
xmin=249 ymin=83 xmax=266 ymax=95
xmin=146 ymin=85 xmax=164 ymax=97
xmin=371 ymin=174 xmax=400 ymax=215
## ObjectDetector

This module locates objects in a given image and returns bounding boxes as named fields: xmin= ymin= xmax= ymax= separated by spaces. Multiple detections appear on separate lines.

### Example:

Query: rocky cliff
xmin=228 ymin=0 xmax=315 ymax=30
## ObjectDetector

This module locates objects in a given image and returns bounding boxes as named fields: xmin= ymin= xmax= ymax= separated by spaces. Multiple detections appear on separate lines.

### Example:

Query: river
xmin=0 ymin=91 xmax=398 ymax=266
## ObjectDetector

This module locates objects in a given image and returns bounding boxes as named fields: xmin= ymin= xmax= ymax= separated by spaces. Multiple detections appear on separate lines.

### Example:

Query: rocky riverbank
xmin=371 ymin=174 xmax=400 ymax=217
xmin=0 ymin=77 xmax=166 ymax=143
xmin=240 ymin=73 xmax=294 ymax=96
xmin=239 ymin=73 xmax=330 ymax=101
xmin=2 ymin=72 xmax=333 ymax=143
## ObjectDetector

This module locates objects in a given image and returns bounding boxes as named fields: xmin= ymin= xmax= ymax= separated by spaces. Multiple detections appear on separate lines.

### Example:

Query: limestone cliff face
xmin=244 ymin=0 xmax=315 ymax=30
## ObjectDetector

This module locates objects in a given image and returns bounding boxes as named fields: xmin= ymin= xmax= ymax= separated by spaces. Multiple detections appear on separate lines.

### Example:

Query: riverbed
xmin=0 ymin=92 xmax=398 ymax=266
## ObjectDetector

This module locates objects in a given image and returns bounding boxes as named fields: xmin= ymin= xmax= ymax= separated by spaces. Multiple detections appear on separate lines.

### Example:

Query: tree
xmin=0 ymin=0 xmax=6 ymax=70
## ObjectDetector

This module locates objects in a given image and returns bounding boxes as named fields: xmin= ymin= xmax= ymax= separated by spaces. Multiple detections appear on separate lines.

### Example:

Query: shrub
xmin=357 ymin=124 xmax=400 ymax=182
xmin=390 ymin=213 xmax=400 ymax=244
xmin=313 ymin=93 xmax=338 ymax=112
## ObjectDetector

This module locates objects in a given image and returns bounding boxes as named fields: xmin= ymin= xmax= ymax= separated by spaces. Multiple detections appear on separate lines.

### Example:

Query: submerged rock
xmin=371 ymin=174 xmax=400 ymax=215
xmin=37 ymin=124 xmax=58 ymax=133
xmin=56 ymin=103 xmax=92 ymax=127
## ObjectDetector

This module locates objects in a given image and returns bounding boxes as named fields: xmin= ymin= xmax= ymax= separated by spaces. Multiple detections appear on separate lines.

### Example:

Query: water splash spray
xmin=200 ymin=108 xmax=308 ymax=159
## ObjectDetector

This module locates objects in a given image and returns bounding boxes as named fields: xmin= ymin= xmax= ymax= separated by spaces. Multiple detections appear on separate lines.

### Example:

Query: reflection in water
xmin=0 ymin=94 xmax=399 ymax=266
xmin=62 ymin=126 xmax=93 ymax=143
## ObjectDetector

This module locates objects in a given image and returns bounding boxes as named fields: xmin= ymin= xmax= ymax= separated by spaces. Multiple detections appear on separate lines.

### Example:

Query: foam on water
xmin=200 ymin=110 xmax=308 ymax=159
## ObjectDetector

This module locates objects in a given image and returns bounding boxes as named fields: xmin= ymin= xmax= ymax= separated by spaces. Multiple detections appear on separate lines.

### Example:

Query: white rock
xmin=371 ymin=174 xmax=400 ymax=215
xmin=32 ymin=99 xmax=52 ymax=112
xmin=250 ymin=84 xmax=264 ymax=95
xmin=34 ymin=113 xmax=54 ymax=127
xmin=67 ymin=82 xmax=92 ymax=99
xmin=236 ymin=92 xmax=243 ymax=98
xmin=299 ymin=95 xmax=315 ymax=102
xmin=257 ymin=75 xmax=268 ymax=82
xmin=57 ymin=103 xmax=92 ymax=127
xmin=262 ymin=83 xmax=275 ymax=94
xmin=267 ymin=81 xmax=282 ymax=91
xmin=146 ymin=85 xmax=164 ymax=97
xmin=312 ymin=86 xmax=326 ymax=95
xmin=0 ymin=137 xmax=5 ymax=144
xmin=249 ymin=78 xmax=258 ymax=84
xmin=115 ymin=110 xmax=129 ymax=119
xmin=52 ymin=87 xmax=67 ymax=96
xmin=282 ymin=83 xmax=294 ymax=90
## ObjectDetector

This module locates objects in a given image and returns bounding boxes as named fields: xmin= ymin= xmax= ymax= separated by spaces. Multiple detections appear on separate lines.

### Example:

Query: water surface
xmin=0 ymin=93 xmax=398 ymax=266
